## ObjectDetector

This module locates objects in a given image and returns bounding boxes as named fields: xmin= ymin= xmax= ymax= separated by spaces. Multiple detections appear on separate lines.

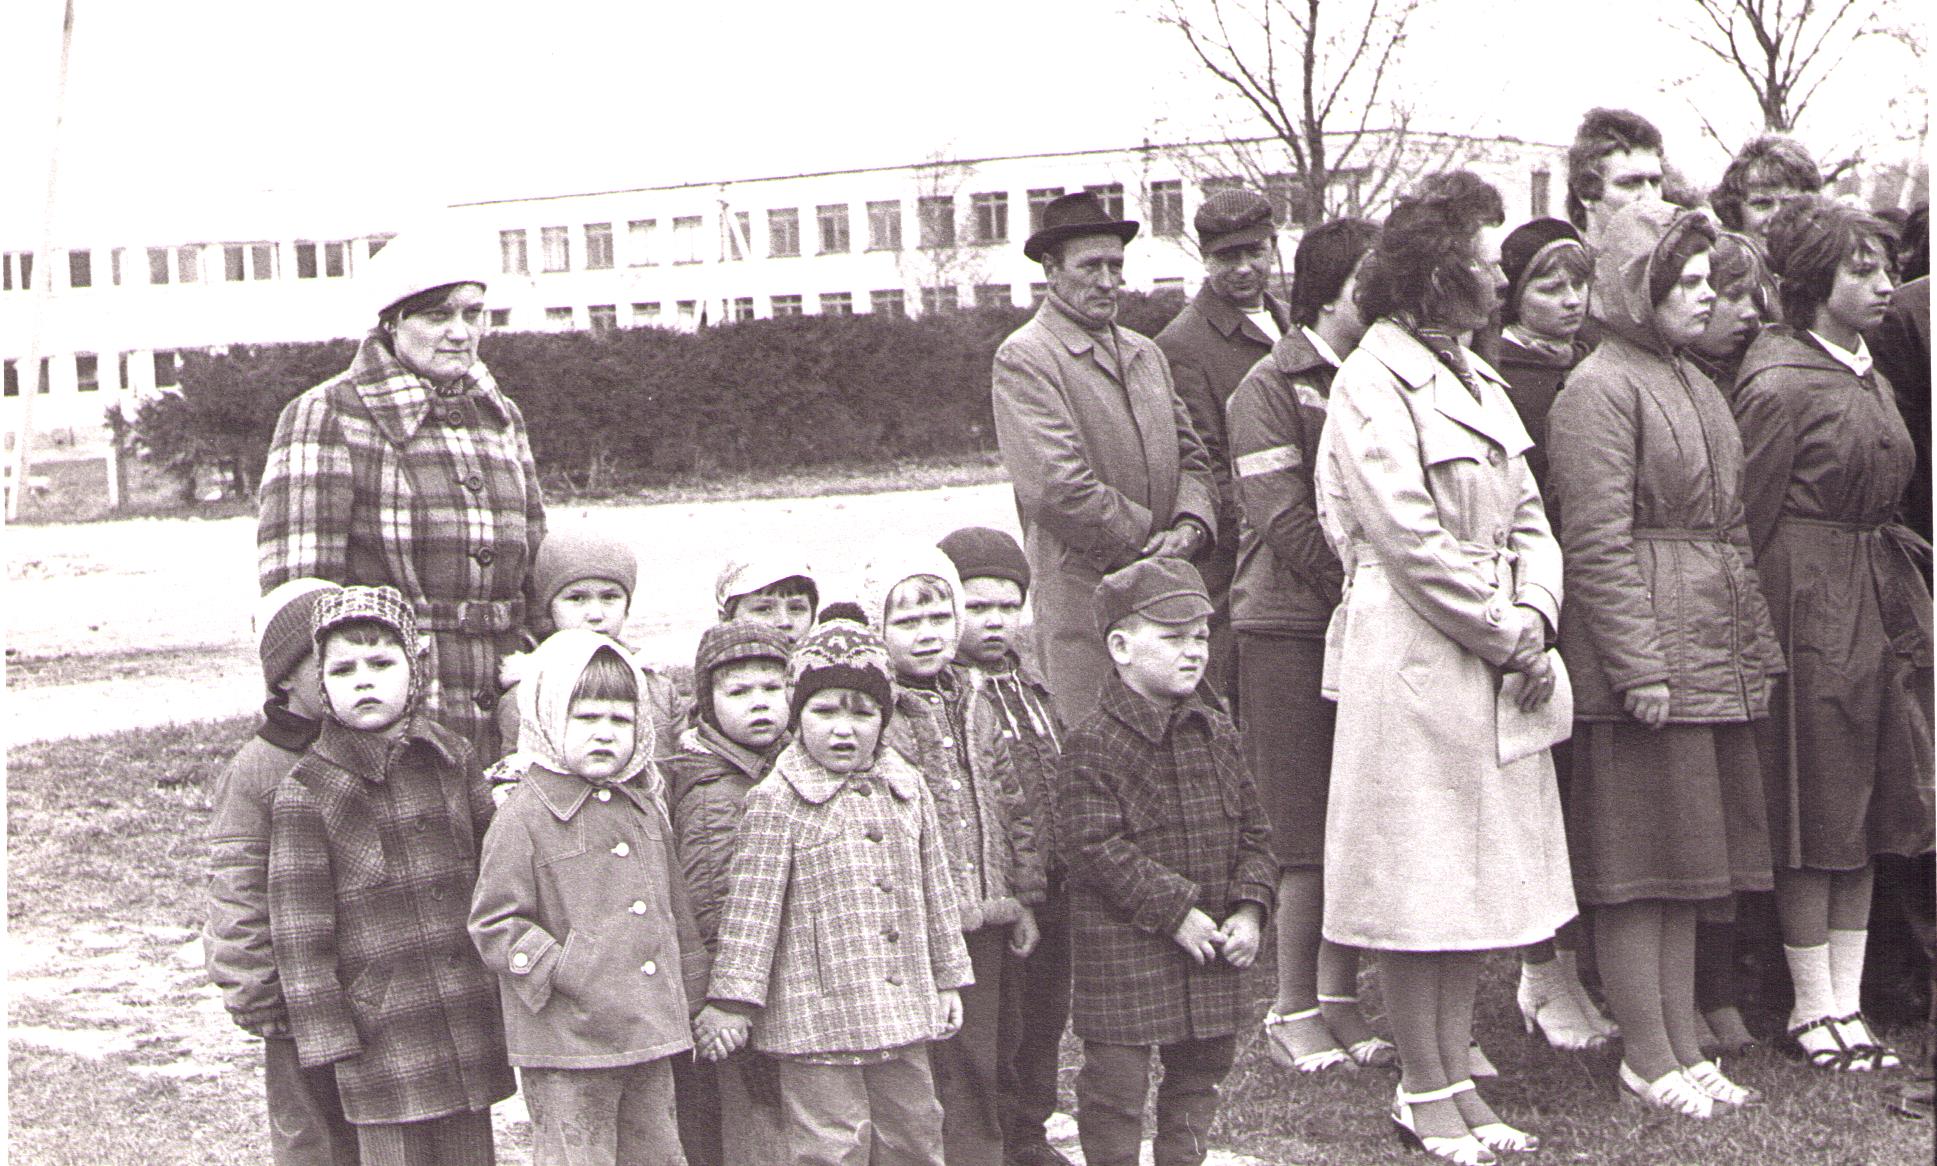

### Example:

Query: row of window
xmin=0 ymin=240 xmax=383 ymax=292
xmin=2 ymin=350 xmax=178 ymax=396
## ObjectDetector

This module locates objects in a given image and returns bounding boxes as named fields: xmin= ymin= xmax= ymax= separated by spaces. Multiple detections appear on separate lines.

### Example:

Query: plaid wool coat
xmin=257 ymin=332 xmax=546 ymax=761
xmin=269 ymin=717 xmax=515 ymax=1124
xmin=1058 ymin=676 xmax=1275 ymax=1045
xmin=706 ymin=741 xmax=974 ymax=1057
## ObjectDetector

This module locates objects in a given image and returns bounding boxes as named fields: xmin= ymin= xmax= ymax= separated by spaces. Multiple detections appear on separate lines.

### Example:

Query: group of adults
xmin=990 ymin=108 xmax=1931 ymax=1162
xmin=250 ymin=102 xmax=1930 ymax=1164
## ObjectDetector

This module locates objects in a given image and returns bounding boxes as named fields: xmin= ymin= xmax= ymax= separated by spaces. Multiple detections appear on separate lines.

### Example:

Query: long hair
xmin=1355 ymin=172 xmax=1504 ymax=327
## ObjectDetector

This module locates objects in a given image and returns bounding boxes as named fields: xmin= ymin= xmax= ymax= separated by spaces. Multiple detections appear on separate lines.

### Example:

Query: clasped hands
xmin=1171 ymin=903 xmax=1263 ymax=968
xmin=692 ymin=990 xmax=967 ymax=1062
xmin=1502 ymin=603 xmax=1557 ymax=713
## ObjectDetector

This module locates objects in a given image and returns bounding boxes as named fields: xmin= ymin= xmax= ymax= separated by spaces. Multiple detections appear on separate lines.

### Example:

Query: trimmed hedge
xmin=124 ymin=290 xmax=1187 ymax=499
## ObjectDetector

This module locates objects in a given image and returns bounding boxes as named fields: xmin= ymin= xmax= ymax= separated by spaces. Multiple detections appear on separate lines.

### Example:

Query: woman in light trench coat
xmin=1315 ymin=173 xmax=1575 ymax=1166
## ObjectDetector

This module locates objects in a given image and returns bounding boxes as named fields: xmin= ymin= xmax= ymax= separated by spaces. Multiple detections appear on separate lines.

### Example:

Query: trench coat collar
xmin=1359 ymin=319 xmax=1524 ymax=453
xmin=774 ymin=739 xmax=923 ymax=805
xmin=1041 ymin=293 xmax=1145 ymax=384
xmin=524 ymin=763 xmax=655 ymax=822
xmin=1195 ymin=284 xmax=1287 ymax=349
xmin=1100 ymin=673 xmax=1212 ymax=745
xmin=348 ymin=329 xmax=512 ymax=447
xmin=311 ymin=715 xmax=464 ymax=784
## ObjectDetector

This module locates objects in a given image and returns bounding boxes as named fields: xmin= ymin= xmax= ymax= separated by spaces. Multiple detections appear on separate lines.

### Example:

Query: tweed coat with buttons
xmin=268 ymin=716 xmax=514 ymax=1124
xmin=1057 ymin=676 xmax=1275 ymax=1045
xmin=706 ymin=741 xmax=973 ymax=1057
xmin=257 ymin=330 xmax=546 ymax=762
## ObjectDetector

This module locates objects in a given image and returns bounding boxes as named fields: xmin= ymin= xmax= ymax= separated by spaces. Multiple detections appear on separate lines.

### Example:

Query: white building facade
xmin=2 ymin=133 xmax=1564 ymax=444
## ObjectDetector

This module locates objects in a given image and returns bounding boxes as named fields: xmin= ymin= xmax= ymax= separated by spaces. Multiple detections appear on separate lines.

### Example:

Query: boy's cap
xmin=1096 ymin=557 xmax=1215 ymax=635
xmin=254 ymin=578 xmax=343 ymax=689
xmin=1196 ymin=189 xmax=1277 ymax=256
xmin=532 ymin=523 xmax=639 ymax=629
xmin=312 ymin=584 xmax=422 ymax=659
xmin=788 ymin=608 xmax=894 ymax=725
xmin=715 ymin=553 xmax=819 ymax=620
xmin=937 ymin=526 xmax=1030 ymax=594
xmin=694 ymin=619 xmax=794 ymax=731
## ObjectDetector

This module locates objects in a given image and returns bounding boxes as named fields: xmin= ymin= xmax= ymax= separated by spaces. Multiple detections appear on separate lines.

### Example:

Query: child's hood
xmin=715 ymin=551 xmax=818 ymax=618
xmin=859 ymin=541 xmax=964 ymax=634
xmin=510 ymin=628 xmax=655 ymax=787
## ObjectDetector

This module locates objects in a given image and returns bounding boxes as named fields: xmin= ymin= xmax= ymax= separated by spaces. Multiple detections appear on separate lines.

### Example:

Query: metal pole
xmin=8 ymin=0 xmax=76 ymax=522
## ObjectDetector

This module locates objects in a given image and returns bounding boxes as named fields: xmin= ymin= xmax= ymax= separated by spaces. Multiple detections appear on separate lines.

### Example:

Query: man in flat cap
xmin=991 ymin=191 xmax=1220 ymax=727
xmin=1154 ymin=189 xmax=1291 ymax=708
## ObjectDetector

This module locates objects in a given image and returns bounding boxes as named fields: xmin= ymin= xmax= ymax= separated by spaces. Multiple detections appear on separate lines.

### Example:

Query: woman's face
xmin=1690 ymin=282 xmax=1762 ymax=361
xmin=1516 ymin=265 xmax=1588 ymax=343
xmin=1653 ymin=250 xmax=1717 ymax=349
xmin=1819 ymin=241 xmax=1895 ymax=337
xmin=1437 ymin=227 xmax=1506 ymax=333
xmin=390 ymin=283 xmax=487 ymax=383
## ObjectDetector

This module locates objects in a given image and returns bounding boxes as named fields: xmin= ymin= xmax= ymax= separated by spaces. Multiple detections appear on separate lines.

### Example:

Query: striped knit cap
xmin=693 ymin=619 xmax=794 ymax=730
xmin=787 ymin=605 xmax=894 ymax=725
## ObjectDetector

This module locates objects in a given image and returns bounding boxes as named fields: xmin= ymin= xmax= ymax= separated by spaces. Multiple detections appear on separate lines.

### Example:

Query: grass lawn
xmin=7 ymin=718 xmax=1931 ymax=1164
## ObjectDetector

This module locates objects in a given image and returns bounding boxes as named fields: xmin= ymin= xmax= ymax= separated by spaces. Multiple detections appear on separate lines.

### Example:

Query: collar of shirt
xmin=775 ymin=740 xmax=922 ymax=804
xmin=349 ymin=329 xmax=513 ymax=445
xmin=1243 ymin=305 xmax=1284 ymax=342
xmin=1300 ymin=325 xmax=1344 ymax=369
xmin=1100 ymin=673 xmax=1211 ymax=745
xmin=526 ymin=764 xmax=653 ymax=821
xmin=312 ymin=715 xmax=462 ymax=782
xmin=1807 ymin=329 xmax=1875 ymax=377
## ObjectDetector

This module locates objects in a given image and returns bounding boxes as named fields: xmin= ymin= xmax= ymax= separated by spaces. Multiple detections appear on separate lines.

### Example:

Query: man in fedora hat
xmin=991 ymin=191 xmax=1218 ymax=729
xmin=1154 ymin=189 xmax=1291 ymax=709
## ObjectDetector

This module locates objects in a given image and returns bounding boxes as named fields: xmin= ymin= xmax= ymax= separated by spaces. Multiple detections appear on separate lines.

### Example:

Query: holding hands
xmin=1009 ymin=906 xmax=1040 ymax=958
xmin=937 ymin=989 xmax=964 ymax=1039
xmin=694 ymin=1003 xmax=750 ymax=1062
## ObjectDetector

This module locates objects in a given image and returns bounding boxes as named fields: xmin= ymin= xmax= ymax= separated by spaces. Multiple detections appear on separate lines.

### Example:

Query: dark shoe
xmin=1006 ymin=1138 xmax=1077 ymax=1166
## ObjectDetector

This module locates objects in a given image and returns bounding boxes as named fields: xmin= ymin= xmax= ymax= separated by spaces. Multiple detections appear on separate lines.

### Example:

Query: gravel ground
xmin=5 ymin=483 xmax=1021 ymax=744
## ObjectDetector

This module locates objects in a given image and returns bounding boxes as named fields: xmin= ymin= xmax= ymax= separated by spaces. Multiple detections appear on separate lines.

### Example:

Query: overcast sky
xmin=0 ymin=0 xmax=1924 ymax=242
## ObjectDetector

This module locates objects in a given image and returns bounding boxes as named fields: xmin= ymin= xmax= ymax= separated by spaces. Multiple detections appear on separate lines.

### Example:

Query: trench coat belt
xmin=1631 ymin=526 xmax=1728 ymax=542
xmin=1780 ymin=515 xmax=1934 ymax=565
xmin=416 ymin=597 xmax=526 ymax=634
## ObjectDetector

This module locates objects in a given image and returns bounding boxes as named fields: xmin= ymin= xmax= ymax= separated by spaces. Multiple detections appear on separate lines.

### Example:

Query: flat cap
xmin=1196 ymin=189 xmax=1276 ymax=255
xmin=1096 ymin=557 xmax=1214 ymax=636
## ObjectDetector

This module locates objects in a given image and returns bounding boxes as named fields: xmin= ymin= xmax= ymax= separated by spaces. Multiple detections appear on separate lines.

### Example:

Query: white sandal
xmin=1262 ymin=1008 xmax=1353 ymax=1074
xmin=1392 ymin=1080 xmax=1497 ymax=1165
xmin=1318 ymin=993 xmax=1398 ymax=1067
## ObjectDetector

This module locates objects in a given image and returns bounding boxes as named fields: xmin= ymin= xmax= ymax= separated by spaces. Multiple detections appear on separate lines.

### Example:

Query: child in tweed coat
xmin=1058 ymin=559 xmax=1275 ymax=1166
xmin=695 ymin=608 xmax=973 ymax=1166
xmin=269 ymin=585 xmax=514 ymax=1165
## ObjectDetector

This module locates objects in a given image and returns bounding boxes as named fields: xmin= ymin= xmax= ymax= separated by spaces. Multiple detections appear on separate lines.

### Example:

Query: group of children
xmin=206 ymin=519 xmax=1274 ymax=1166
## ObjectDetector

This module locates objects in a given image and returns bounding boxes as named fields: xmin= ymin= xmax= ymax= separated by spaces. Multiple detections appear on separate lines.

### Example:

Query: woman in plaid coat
xmin=258 ymin=226 xmax=546 ymax=762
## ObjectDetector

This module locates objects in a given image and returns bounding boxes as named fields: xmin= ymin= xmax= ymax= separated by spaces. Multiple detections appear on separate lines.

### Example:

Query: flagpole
xmin=9 ymin=0 xmax=75 ymax=521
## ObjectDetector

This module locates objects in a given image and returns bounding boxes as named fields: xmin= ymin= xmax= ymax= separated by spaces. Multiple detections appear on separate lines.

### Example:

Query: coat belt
xmin=416 ymin=597 xmax=525 ymax=634
xmin=1631 ymin=526 xmax=1728 ymax=542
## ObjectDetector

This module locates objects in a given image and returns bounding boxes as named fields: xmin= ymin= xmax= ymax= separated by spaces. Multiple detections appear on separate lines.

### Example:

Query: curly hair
xmin=1565 ymin=108 xmax=1664 ymax=229
xmin=1354 ymin=171 xmax=1505 ymax=327
xmin=1288 ymin=217 xmax=1380 ymax=328
xmin=1762 ymin=195 xmax=1898 ymax=327
xmin=1710 ymin=136 xmax=1823 ymax=231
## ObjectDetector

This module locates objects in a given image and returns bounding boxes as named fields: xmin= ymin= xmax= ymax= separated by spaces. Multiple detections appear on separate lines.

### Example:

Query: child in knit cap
xmin=269 ymin=585 xmax=513 ymax=1165
xmin=936 ymin=526 xmax=1071 ymax=1166
xmin=470 ymin=629 xmax=710 ymax=1166
xmin=495 ymin=521 xmax=680 ymax=796
xmin=696 ymin=606 xmax=972 ymax=1166
xmin=664 ymin=618 xmax=794 ymax=1166
xmin=862 ymin=542 xmax=1043 ymax=1166
xmin=715 ymin=554 xmax=820 ymax=644
xmin=205 ymin=578 xmax=359 ymax=1166
xmin=1058 ymin=558 xmax=1275 ymax=1166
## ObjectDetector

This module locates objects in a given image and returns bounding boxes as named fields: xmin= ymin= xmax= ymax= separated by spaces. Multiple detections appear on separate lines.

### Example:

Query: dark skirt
xmin=1237 ymin=633 xmax=1333 ymax=867
xmin=1568 ymin=721 xmax=1773 ymax=906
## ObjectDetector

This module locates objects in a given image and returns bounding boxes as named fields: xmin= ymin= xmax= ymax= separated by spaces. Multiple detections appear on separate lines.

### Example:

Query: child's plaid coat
xmin=257 ymin=332 xmax=546 ymax=761
xmin=1057 ymin=676 xmax=1275 ymax=1045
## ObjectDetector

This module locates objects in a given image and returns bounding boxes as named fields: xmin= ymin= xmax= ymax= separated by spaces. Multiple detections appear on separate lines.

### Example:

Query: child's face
xmin=550 ymin=578 xmax=629 ymax=637
xmin=1107 ymin=613 xmax=1211 ymax=704
xmin=320 ymin=633 xmax=411 ymax=734
xmin=882 ymin=585 xmax=957 ymax=681
xmin=283 ymin=650 xmax=328 ymax=720
xmin=797 ymin=689 xmax=883 ymax=775
xmin=711 ymin=659 xmax=788 ymax=751
xmin=561 ymin=696 xmax=637 ymax=782
xmin=732 ymin=588 xmax=815 ymax=644
xmin=956 ymin=576 xmax=1024 ymax=669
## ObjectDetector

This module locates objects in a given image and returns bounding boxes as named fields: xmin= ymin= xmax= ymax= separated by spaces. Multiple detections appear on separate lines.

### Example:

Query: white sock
xmin=1827 ymin=929 xmax=1868 ymax=1017
xmin=1784 ymin=942 xmax=1837 ymax=1026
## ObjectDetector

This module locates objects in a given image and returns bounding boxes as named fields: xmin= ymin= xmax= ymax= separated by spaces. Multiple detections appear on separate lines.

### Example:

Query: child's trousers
xmin=998 ymin=874 xmax=1072 ymax=1150
xmin=263 ymin=1036 xmax=360 ymax=1166
xmin=775 ymin=1044 xmax=946 ymax=1166
xmin=1075 ymin=1035 xmax=1237 ymax=1166
xmin=523 ymin=1060 xmax=685 ymax=1166
xmin=931 ymin=925 xmax=1007 ymax=1166
xmin=353 ymin=1109 xmax=494 ymax=1166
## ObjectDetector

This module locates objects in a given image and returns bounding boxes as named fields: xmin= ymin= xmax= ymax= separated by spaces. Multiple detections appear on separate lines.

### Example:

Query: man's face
xmin=1046 ymin=234 xmax=1126 ymax=326
xmin=1740 ymin=180 xmax=1806 ymax=240
xmin=1204 ymin=239 xmax=1275 ymax=308
xmin=1591 ymin=148 xmax=1665 ymax=227
xmin=956 ymin=576 xmax=1025 ymax=668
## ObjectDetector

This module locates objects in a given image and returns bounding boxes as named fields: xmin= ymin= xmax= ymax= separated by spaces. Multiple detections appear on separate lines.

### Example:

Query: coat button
xmin=630 ymin=900 xmax=648 ymax=915
xmin=864 ymin=828 xmax=883 ymax=843
xmin=884 ymin=928 xmax=900 ymax=943
xmin=596 ymin=789 xmax=611 ymax=802
xmin=641 ymin=961 xmax=657 ymax=976
xmin=941 ymin=736 xmax=955 ymax=748
xmin=463 ymin=473 xmax=484 ymax=491
xmin=885 ymin=973 xmax=902 ymax=986
xmin=474 ymin=546 xmax=496 ymax=566
xmin=512 ymin=952 xmax=530 ymax=969
xmin=414 ymin=817 xmax=428 ymax=833
xmin=474 ymin=689 xmax=497 ymax=711
xmin=1487 ymin=448 xmax=1504 ymax=467
xmin=430 ymin=884 xmax=447 ymax=900
xmin=853 ymin=783 xmax=873 ymax=797
xmin=443 ymin=405 xmax=463 ymax=424
xmin=612 ymin=841 xmax=631 ymax=857
xmin=877 ymin=879 xmax=894 ymax=893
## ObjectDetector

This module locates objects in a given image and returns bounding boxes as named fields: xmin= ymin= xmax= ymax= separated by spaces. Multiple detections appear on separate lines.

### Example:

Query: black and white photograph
xmin=3 ymin=0 xmax=1930 ymax=1162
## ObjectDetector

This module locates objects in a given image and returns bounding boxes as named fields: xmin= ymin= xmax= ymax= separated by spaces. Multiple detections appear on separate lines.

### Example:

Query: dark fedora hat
xmin=1023 ymin=192 xmax=1140 ymax=263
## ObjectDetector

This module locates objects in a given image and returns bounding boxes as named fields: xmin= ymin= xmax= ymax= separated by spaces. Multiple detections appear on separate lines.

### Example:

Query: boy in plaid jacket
xmin=1057 ymin=559 xmax=1275 ymax=1166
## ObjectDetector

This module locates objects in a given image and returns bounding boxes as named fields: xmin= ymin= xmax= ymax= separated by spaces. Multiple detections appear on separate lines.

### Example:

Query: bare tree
xmin=1156 ymin=0 xmax=1428 ymax=226
xmin=1674 ymin=0 xmax=1886 ymax=139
